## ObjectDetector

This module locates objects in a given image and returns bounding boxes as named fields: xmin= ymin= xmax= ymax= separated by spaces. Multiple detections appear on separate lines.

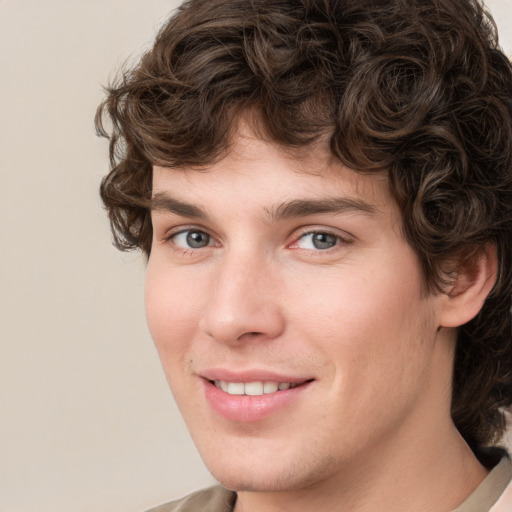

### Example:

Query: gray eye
xmin=172 ymin=230 xmax=212 ymax=249
xmin=311 ymin=233 xmax=338 ymax=249
xmin=297 ymin=232 xmax=339 ymax=250
xmin=186 ymin=231 xmax=211 ymax=248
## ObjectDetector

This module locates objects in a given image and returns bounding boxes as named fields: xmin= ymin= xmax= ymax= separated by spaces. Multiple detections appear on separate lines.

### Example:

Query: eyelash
xmin=164 ymin=227 xmax=351 ymax=255
xmin=291 ymin=229 xmax=349 ymax=252
xmin=166 ymin=228 xmax=216 ymax=254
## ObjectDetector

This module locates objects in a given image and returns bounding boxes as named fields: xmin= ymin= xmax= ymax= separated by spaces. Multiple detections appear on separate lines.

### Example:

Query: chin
xmin=212 ymin=469 xmax=303 ymax=493
xmin=203 ymin=450 xmax=337 ymax=493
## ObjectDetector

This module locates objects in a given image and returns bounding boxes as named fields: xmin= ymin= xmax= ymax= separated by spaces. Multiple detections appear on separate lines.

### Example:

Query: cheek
xmin=291 ymin=255 xmax=435 ymax=385
xmin=292 ymin=265 xmax=423 ymax=341
xmin=144 ymin=263 xmax=202 ymax=367
xmin=301 ymin=282 xmax=437 ymax=443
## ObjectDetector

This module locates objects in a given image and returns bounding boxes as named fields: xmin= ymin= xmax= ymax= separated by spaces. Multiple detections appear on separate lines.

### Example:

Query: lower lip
xmin=203 ymin=380 xmax=311 ymax=423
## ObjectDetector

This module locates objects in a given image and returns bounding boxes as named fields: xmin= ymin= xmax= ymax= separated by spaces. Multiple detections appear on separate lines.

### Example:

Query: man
xmin=96 ymin=0 xmax=512 ymax=510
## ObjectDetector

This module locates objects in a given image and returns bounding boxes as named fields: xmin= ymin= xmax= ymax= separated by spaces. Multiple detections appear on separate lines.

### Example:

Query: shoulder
xmin=145 ymin=486 xmax=236 ymax=512
xmin=489 ymin=454 xmax=512 ymax=512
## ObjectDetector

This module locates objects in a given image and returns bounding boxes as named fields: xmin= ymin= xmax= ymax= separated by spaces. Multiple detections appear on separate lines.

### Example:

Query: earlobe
xmin=439 ymin=244 xmax=498 ymax=328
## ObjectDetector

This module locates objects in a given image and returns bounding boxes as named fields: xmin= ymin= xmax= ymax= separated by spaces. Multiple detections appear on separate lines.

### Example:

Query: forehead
xmin=152 ymin=128 xmax=392 ymax=215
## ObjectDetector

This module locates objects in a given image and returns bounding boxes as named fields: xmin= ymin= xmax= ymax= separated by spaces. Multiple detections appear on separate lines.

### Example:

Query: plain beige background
xmin=0 ymin=1 xmax=511 ymax=511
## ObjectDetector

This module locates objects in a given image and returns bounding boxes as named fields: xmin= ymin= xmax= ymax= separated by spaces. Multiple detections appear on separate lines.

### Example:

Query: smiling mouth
xmin=209 ymin=380 xmax=312 ymax=396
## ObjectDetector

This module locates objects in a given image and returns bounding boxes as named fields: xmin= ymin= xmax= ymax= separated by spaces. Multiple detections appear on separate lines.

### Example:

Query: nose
xmin=199 ymin=252 xmax=286 ymax=346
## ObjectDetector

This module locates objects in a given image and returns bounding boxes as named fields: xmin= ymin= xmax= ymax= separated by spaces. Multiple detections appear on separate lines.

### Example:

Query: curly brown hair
xmin=96 ymin=0 xmax=512 ymax=452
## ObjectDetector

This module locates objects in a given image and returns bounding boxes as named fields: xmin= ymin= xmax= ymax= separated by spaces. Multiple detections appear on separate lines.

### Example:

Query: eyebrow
xmin=150 ymin=192 xmax=377 ymax=221
xmin=151 ymin=192 xmax=207 ymax=219
xmin=268 ymin=197 xmax=377 ymax=220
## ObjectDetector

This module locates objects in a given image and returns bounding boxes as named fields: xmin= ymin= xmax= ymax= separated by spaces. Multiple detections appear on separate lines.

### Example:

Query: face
xmin=145 ymin=131 xmax=453 ymax=493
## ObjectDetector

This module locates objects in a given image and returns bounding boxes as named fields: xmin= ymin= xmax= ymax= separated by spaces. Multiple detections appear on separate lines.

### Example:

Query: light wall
xmin=0 ymin=1 xmax=511 ymax=511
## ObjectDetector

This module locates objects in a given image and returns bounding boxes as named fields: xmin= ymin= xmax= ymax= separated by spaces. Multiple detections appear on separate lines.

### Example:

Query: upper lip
xmin=199 ymin=368 xmax=313 ymax=384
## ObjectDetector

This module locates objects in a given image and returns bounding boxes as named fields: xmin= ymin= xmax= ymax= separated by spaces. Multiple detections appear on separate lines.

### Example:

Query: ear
xmin=439 ymin=244 xmax=497 ymax=328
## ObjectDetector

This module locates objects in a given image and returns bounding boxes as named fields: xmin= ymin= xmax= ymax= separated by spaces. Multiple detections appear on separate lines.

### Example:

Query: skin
xmin=145 ymin=128 xmax=489 ymax=512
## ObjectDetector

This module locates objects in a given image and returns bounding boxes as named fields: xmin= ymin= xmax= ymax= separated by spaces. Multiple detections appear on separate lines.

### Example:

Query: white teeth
xmin=245 ymin=382 xmax=264 ymax=396
xmin=214 ymin=380 xmax=299 ymax=396
xmin=226 ymin=382 xmax=245 ymax=395
xmin=214 ymin=380 xmax=229 ymax=392
xmin=263 ymin=382 xmax=279 ymax=394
